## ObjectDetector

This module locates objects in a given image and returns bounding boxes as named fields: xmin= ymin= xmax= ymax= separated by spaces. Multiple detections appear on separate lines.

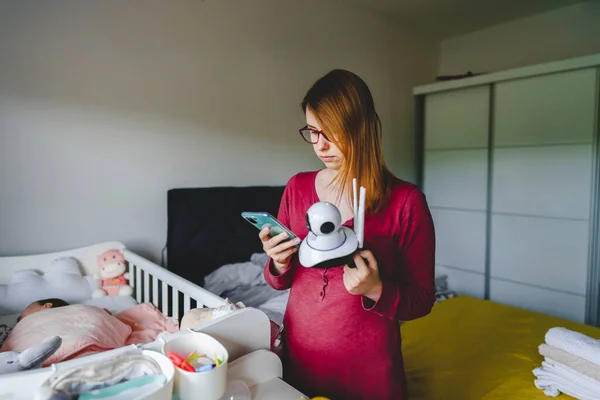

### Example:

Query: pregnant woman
xmin=260 ymin=69 xmax=437 ymax=400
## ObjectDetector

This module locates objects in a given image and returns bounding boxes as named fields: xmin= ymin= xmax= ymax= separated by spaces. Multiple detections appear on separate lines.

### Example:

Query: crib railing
xmin=125 ymin=250 xmax=225 ymax=320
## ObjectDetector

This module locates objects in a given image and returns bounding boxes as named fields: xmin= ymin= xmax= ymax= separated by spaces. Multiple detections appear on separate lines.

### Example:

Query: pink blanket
xmin=0 ymin=303 xmax=178 ymax=366
xmin=115 ymin=302 xmax=179 ymax=346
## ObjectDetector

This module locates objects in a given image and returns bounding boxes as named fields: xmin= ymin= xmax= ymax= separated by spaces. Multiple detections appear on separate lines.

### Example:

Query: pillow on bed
xmin=0 ymin=257 xmax=94 ymax=314
xmin=0 ymin=304 xmax=132 ymax=367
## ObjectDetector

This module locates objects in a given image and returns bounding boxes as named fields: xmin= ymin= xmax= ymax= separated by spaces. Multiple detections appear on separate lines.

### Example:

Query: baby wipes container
xmin=160 ymin=331 xmax=229 ymax=400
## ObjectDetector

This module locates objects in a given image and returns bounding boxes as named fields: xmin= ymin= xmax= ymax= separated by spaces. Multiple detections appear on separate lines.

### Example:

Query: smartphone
xmin=241 ymin=212 xmax=298 ymax=242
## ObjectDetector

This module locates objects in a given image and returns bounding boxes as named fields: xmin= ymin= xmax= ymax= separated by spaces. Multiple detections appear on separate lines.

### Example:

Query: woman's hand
xmin=343 ymin=250 xmax=383 ymax=302
xmin=259 ymin=227 xmax=301 ymax=275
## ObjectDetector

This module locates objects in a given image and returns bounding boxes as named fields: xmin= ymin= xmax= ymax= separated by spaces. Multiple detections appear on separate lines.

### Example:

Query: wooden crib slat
xmin=135 ymin=264 xmax=142 ymax=303
xmin=144 ymin=270 xmax=150 ymax=303
xmin=172 ymin=289 xmax=179 ymax=320
xmin=184 ymin=294 xmax=191 ymax=313
xmin=162 ymin=281 xmax=169 ymax=315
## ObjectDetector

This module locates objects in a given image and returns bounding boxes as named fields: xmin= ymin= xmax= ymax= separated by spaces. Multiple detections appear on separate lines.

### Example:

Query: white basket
xmin=140 ymin=350 xmax=175 ymax=400
xmin=36 ymin=349 xmax=175 ymax=400
xmin=160 ymin=331 xmax=229 ymax=400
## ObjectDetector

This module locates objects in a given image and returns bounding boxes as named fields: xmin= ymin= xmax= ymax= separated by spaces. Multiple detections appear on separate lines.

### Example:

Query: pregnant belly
xmin=282 ymin=271 xmax=400 ymax=361
xmin=281 ymin=282 xmax=403 ymax=400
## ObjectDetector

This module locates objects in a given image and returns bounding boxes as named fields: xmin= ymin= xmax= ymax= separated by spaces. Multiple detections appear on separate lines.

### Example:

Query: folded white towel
xmin=533 ymin=358 xmax=600 ymax=399
xmin=539 ymin=343 xmax=600 ymax=382
xmin=546 ymin=327 xmax=600 ymax=367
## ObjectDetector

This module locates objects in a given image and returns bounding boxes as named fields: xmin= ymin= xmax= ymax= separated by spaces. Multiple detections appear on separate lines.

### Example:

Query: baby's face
xmin=17 ymin=301 xmax=52 ymax=323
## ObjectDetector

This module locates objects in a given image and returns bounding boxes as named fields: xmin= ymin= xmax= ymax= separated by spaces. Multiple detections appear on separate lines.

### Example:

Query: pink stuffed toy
xmin=92 ymin=249 xmax=133 ymax=298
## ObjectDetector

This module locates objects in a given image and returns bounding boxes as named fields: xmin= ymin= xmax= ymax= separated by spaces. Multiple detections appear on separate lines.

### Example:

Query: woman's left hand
xmin=343 ymin=250 xmax=383 ymax=302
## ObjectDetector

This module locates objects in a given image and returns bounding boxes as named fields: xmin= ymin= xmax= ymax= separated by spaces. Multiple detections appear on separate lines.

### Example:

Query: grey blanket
xmin=203 ymin=253 xmax=289 ymax=325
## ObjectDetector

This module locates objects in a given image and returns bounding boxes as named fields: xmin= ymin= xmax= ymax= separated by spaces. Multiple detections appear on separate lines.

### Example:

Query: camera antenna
xmin=353 ymin=178 xmax=357 ymax=230
xmin=353 ymin=178 xmax=366 ymax=249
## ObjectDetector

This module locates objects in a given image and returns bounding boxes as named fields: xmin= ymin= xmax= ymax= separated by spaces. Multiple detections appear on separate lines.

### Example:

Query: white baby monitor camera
xmin=299 ymin=179 xmax=366 ymax=268
xmin=305 ymin=202 xmax=343 ymax=243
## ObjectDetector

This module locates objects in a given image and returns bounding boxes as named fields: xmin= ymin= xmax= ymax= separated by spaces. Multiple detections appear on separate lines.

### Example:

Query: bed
xmin=166 ymin=184 xmax=600 ymax=400
xmin=401 ymin=296 xmax=600 ymax=399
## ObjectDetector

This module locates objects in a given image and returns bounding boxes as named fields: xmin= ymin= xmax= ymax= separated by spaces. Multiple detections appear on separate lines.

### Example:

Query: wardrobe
xmin=414 ymin=53 xmax=600 ymax=325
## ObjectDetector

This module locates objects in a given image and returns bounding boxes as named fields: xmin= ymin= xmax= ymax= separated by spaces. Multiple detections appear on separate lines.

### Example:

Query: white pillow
xmin=83 ymin=296 xmax=138 ymax=315
xmin=0 ymin=257 xmax=94 ymax=314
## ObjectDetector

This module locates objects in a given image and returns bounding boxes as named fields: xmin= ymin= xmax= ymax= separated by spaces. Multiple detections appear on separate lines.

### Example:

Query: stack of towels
xmin=534 ymin=327 xmax=600 ymax=399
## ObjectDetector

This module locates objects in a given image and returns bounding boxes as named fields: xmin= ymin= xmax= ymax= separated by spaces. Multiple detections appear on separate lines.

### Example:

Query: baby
xmin=0 ymin=298 xmax=69 ymax=348
xmin=17 ymin=298 xmax=70 ymax=323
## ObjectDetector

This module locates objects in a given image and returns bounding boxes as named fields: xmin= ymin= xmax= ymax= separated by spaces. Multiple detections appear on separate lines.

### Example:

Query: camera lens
xmin=320 ymin=222 xmax=335 ymax=234
xmin=247 ymin=217 xmax=257 ymax=224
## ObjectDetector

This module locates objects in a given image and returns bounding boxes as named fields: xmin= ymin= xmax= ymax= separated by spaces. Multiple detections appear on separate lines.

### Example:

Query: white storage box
xmin=35 ymin=349 xmax=175 ymax=400
xmin=161 ymin=331 xmax=229 ymax=400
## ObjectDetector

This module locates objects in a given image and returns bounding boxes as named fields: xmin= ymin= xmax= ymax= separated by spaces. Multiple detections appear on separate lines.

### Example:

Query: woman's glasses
xmin=299 ymin=125 xmax=331 ymax=144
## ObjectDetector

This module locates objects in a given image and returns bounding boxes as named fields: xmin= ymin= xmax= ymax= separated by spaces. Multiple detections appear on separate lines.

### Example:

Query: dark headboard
xmin=166 ymin=186 xmax=285 ymax=286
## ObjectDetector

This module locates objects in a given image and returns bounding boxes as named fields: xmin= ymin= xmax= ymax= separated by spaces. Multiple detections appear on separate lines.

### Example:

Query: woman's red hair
xmin=301 ymin=69 xmax=392 ymax=214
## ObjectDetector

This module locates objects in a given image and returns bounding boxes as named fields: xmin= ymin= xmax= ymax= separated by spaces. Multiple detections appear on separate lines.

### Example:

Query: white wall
xmin=439 ymin=1 xmax=600 ymax=75
xmin=0 ymin=0 xmax=437 ymax=261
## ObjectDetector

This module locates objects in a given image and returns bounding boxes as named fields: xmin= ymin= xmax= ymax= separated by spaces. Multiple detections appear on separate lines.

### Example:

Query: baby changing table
xmin=0 ymin=308 xmax=305 ymax=400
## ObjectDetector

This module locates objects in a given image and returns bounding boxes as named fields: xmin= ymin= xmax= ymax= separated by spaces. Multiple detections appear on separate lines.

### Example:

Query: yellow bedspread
xmin=401 ymin=296 xmax=600 ymax=400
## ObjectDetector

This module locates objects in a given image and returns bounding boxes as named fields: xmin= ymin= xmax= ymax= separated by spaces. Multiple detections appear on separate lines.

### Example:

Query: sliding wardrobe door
xmin=422 ymin=85 xmax=491 ymax=298
xmin=489 ymin=68 xmax=598 ymax=323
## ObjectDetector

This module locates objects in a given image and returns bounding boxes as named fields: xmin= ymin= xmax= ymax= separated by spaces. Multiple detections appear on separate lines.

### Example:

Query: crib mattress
xmin=401 ymin=296 xmax=600 ymax=400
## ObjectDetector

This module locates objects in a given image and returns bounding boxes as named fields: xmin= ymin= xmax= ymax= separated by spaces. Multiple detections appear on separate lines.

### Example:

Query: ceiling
xmin=346 ymin=0 xmax=591 ymax=38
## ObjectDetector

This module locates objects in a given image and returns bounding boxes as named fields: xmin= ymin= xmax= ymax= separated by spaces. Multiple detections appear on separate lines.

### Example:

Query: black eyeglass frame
xmin=298 ymin=125 xmax=331 ymax=144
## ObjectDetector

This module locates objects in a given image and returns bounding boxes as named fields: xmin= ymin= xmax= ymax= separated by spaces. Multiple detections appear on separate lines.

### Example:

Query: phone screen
xmin=242 ymin=212 xmax=297 ymax=240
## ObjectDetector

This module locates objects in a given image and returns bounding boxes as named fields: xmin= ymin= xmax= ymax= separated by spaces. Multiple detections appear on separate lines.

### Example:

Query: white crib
xmin=0 ymin=241 xmax=226 ymax=315
xmin=0 ymin=242 xmax=305 ymax=400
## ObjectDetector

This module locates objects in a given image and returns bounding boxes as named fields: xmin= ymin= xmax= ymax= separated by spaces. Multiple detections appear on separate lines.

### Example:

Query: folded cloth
xmin=533 ymin=358 xmax=600 ymax=399
xmin=48 ymin=351 xmax=161 ymax=394
xmin=38 ymin=375 xmax=166 ymax=400
xmin=545 ymin=327 xmax=600 ymax=367
xmin=539 ymin=343 xmax=600 ymax=382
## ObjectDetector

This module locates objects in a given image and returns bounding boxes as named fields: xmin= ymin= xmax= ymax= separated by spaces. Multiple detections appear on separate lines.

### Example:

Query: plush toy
xmin=92 ymin=249 xmax=133 ymax=298
xmin=0 ymin=336 xmax=62 ymax=375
